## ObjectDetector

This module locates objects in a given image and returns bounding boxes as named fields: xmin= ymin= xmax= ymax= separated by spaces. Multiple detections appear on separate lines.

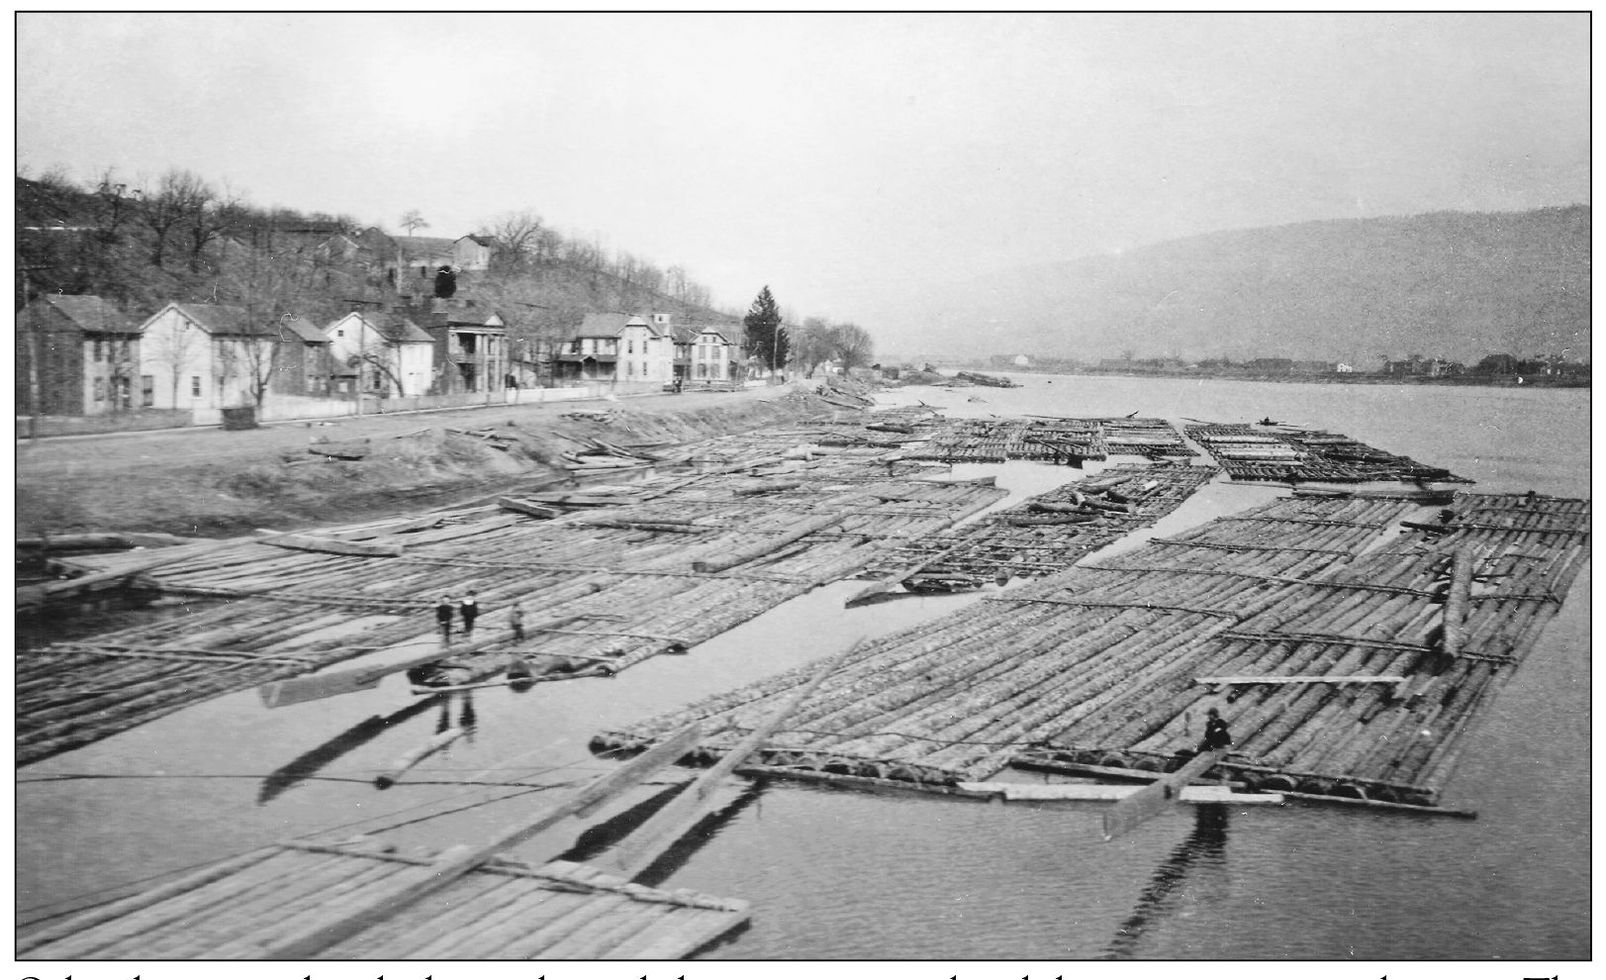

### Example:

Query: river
xmin=15 ymin=374 xmax=1590 ymax=963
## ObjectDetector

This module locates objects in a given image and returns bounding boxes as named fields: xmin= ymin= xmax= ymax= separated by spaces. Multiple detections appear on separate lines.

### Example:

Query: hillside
xmin=14 ymin=174 xmax=741 ymax=344
xmin=909 ymin=207 xmax=1589 ymax=366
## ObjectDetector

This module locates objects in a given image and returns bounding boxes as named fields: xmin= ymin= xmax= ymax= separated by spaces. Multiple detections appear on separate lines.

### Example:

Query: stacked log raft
xmin=911 ymin=416 xmax=1191 ymax=465
xmin=1100 ymin=417 xmax=1196 ymax=459
xmin=858 ymin=463 xmax=1218 ymax=590
xmin=1187 ymin=423 xmax=1469 ymax=484
xmin=954 ymin=371 xmax=1021 ymax=388
xmin=18 ymin=413 xmax=1009 ymax=765
xmin=16 ymin=841 xmax=748 ymax=960
xmin=593 ymin=490 xmax=1588 ymax=809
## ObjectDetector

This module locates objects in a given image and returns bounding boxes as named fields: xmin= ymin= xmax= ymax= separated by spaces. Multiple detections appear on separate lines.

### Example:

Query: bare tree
xmin=791 ymin=317 xmax=836 ymax=377
xmin=399 ymin=209 xmax=429 ymax=236
xmin=138 ymin=169 xmax=211 ymax=268
xmin=183 ymin=181 xmax=243 ymax=272
xmin=484 ymin=210 xmax=545 ymax=271
xmin=216 ymin=325 xmax=282 ymax=410
xmin=149 ymin=315 xmax=203 ymax=409
xmin=351 ymin=328 xmax=410 ymax=397
xmin=91 ymin=168 xmax=135 ymax=241
xmin=829 ymin=322 xmax=874 ymax=371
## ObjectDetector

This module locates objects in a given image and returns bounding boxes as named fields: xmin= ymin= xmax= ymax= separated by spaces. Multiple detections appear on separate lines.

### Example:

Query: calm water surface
xmin=16 ymin=375 xmax=1590 ymax=960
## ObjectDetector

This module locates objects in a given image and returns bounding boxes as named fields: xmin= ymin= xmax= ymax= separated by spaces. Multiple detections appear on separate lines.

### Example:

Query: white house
xmin=135 ymin=303 xmax=282 ymax=412
xmin=452 ymin=235 xmax=497 ymax=271
xmin=324 ymin=311 xmax=435 ymax=398
xmin=686 ymin=324 xmax=738 ymax=381
xmin=617 ymin=314 xmax=676 ymax=384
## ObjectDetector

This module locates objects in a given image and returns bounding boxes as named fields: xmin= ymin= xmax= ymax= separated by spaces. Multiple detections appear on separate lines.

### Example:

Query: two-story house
xmin=135 ymin=303 xmax=294 ymax=411
xmin=554 ymin=313 xmax=626 ymax=382
xmin=686 ymin=323 xmax=739 ymax=382
xmin=324 ymin=311 xmax=435 ymax=398
xmin=15 ymin=294 xmax=141 ymax=415
xmin=413 ymin=302 xmax=508 ymax=395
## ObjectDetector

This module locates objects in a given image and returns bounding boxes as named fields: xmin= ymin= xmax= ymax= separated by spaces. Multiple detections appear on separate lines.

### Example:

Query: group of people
xmin=434 ymin=591 xmax=527 ymax=646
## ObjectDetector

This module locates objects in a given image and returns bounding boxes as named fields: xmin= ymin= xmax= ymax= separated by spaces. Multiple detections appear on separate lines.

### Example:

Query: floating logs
xmin=594 ymin=490 xmax=1588 ymax=811
xmin=17 ymin=411 xmax=1012 ymax=764
xmin=1187 ymin=422 xmax=1468 ymax=484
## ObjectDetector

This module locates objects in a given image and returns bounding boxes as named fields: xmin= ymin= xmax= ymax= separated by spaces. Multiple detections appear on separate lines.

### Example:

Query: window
xmin=141 ymin=375 xmax=154 ymax=407
xmin=191 ymin=376 xmax=201 ymax=398
xmin=93 ymin=340 xmax=104 ymax=362
xmin=627 ymin=339 xmax=634 ymax=354
xmin=336 ymin=329 xmax=344 ymax=338
xmin=93 ymin=378 xmax=106 ymax=401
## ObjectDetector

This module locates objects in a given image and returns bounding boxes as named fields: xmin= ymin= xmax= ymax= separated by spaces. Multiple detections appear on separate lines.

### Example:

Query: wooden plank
xmin=1101 ymin=748 xmax=1228 ymax=842
xmin=957 ymin=782 xmax=1283 ymax=804
xmin=373 ymin=728 xmax=467 ymax=788
xmin=1441 ymin=546 xmax=1474 ymax=657
xmin=1194 ymin=675 xmax=1407 ymax=686
xmin=257 ymin=533 xmax=404 ymax=557
xmin=691 ymin=514 xmax=840 ymax=573
xmin=497 ymin=497 xmax=563 ymax=520
xmin=17 ymin=847 xmax=279 ymax=954
xmin=259 ymin=720 xmax=706 ymax=959
xmin=597 ymin=639 xmax=865 ymax=880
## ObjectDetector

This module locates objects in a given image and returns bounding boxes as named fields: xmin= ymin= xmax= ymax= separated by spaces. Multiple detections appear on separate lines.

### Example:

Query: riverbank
xmin=15 ymin=381 xmax=855 ymax=538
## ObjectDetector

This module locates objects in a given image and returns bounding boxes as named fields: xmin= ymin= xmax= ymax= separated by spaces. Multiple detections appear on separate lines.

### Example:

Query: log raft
xmin=16 ymin=725 xmax=749 ymax=960
xmin=593 ymin=491 xmax=1588 ymax=812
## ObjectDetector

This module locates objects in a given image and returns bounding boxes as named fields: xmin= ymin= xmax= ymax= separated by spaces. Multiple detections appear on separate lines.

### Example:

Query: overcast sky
xmin=16 ymin=12 xmax=1590 ymax=349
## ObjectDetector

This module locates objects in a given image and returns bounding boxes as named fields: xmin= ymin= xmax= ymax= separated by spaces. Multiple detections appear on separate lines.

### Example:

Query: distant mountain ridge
xmin=916 ymin=206 xmax=1589 ymax=366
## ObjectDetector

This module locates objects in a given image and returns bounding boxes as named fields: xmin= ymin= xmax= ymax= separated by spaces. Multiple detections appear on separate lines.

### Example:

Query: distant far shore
xmin=946 ymin=365 xmax=1590 ymax=389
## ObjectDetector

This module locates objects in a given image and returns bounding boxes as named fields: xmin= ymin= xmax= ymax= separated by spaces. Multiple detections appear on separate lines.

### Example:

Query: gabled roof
xmin=374 ymin=313 xmax=434 ymax=344
xmin=165 ymin=303 xmax=280 ymax=337
xmin=327 ymin=311 xmax=434 ymax=344
xmin=392 ymin=236 xmax=457 ymax=262
xmin=35 ymin=294 xmax=139 ymax=334
xmin=278 ymin=316 xmax=330 ymax=344
xmin=576 ymin=312 xmax=631 ymax=338
xmin=457 ymin=234 xmax=498 ymax=248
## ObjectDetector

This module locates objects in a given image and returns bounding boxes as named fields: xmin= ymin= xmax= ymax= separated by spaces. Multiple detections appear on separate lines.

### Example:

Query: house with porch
xmin=14 ymin=294 xmax=141 ymax=415
xmin=409 ymin=301 xmax=508 ymax=395
xmin=554 ymin=312 xmax=739 ymax=384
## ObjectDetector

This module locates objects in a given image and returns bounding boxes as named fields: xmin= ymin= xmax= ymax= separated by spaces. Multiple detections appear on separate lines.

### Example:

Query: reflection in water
xmin=556 ymin=778 xmax=767 ymax=888
xmin=633 ymin=781 xmax=766 ymax=889
xmin=256 ymin=697 xmax=443 ymax=804
xmin=1105 ymin=804 xmax=1230 ymax=959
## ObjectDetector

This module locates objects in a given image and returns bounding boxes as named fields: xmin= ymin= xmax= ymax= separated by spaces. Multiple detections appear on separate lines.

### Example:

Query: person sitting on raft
xmin=406 ymin=662 xmax=469 ymax=689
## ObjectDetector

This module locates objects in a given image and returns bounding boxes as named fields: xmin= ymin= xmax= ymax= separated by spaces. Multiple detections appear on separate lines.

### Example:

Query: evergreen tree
xmin=743 ymin=285 xmax=787 ymax=373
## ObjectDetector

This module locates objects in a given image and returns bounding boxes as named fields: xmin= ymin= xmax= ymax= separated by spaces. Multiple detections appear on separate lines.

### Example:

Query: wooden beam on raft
xmin=1195 ymin=675 xmax=1407 ymax=686
xmin=594 ymin=638 xmax=866 ymax=881
xmin=259 ymin=720 xmax=707 ymax=960
xmin=256 ymin=533 xmax=404 ymax=557
xmin=690 ymin=514 xmax=840 ymax=573
xmin=1101 ymin=749 xmax=1228 ymax=842
xmin=497 ymin=496 xmax=563 ymax=520
xmin=373 ymin=727 xmax=467 ymax=788
xmin=1440 ymin=546 xmax=1475 ymax=658
xmin=845 ymin=545 xmax=964 ymax=607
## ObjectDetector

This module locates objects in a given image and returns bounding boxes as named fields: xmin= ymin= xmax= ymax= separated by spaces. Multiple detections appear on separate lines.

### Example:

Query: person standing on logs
xmin=1199 ymin=707 xmax=1233 ymax=753
xmin=435 ymin=596 xmax=455 ymax=646
xmin=460 ymin=590 xmax=480 ymax=638
xmin=509 ymin=600 xmax=526 ymax=642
